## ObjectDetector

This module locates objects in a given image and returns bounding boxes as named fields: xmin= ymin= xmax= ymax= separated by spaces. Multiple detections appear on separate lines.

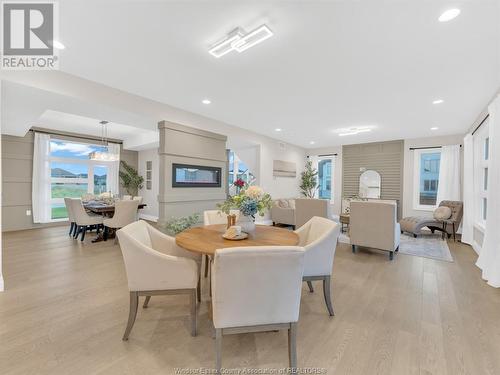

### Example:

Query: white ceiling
xmin=54 ymin=0 xmax=500 ymax=148
xmin=4 ymin=1 xmax=500 ymax=150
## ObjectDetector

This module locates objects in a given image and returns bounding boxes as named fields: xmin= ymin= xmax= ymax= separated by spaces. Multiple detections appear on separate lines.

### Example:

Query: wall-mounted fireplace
xmin=172 ymin=163 xmax=222 ymax=188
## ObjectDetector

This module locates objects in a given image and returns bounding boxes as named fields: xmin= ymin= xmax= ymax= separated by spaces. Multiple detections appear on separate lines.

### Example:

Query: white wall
xmin=137 ymin=147 xmax=159 ymax=221
xmin=304 ymin=145 xmax=343 ymax=216
xmin=403 ymin=134 xmax=464 ymax=219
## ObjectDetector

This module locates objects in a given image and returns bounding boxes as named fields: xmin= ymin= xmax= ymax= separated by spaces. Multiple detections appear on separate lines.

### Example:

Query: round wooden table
xmin=175 ymin=224 xmax=299 ymax=255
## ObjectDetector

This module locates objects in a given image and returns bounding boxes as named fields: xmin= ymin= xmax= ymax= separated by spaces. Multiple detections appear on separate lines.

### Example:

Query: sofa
xmin=349 ymin=200 xmax=400 ymax=260
xmin=271 ymin=198 xmax=330 ymax=229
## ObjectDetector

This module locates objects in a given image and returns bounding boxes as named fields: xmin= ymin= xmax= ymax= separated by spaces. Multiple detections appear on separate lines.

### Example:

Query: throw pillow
xmin=433 ymin=206 xmax=452 ymax=221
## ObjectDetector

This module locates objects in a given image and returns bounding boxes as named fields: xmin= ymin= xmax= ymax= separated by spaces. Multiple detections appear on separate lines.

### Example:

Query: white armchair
xmin=71 ymin=198 xmax=104 ymax=241
xmin=350 ymin=200 xmax=400 ymax=260
xmin=294 ymin=216 xmax=340 ymax=316
xmin=211 ymin=246 xmax=305 ymax=372
xmin=117 ymin=220 xmax=200 ymax=340
xmin=103 ymin=200 xmax=139 ymax=241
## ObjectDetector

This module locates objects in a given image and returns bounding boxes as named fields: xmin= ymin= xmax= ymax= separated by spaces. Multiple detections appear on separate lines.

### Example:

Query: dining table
xmin=175 ymin=224 xmax=299 ymax=256
xmin=83 ymin=201 xmax=147 ymax=217
xmin=83 ymin=201 xmax=147 ymax=242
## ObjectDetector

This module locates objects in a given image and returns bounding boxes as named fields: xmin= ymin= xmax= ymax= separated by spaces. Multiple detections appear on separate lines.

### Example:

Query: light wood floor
xmin=1 ymin=225 xmax=500 ymax=375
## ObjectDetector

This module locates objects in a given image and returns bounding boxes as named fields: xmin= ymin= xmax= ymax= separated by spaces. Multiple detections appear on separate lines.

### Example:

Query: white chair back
xmin=203 ymin=210 xmax=240 ymax=225
xmin=117 ymin=221 xmax=198 ymax=291
xmin=295 ymin=216 xmax=340 ymax=277
xmin=64 ymin=197 xmax=74 ymax=222
xmin=105 ymin=200 xmax=139 ymax=229
xmin=132 ymin=196 xmax=143 ymax=203
xmin=212 ymin=246 xmax=305 ymax=329
xmin=122 ymin=195 xmax=132 ymax=200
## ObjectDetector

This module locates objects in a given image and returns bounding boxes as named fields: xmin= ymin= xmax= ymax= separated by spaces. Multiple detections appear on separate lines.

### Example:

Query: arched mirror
xmin=359 ymin=170 xmax=381 ymax=199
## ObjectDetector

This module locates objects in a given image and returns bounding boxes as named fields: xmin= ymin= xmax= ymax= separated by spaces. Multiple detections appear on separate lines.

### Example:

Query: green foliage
xmin=300 ymin=160 xmax=318 ymax=198
xmin=163 ymin=213 xmax=200 ymax=236
xmin=119 ymin=160 xmax=144 ymax=196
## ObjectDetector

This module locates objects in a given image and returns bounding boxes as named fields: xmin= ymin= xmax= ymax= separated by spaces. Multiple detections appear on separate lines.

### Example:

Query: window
xmin=49 ymin=139 xmax=113 ymax=220
xmin=318 ymin=158 xmax=333 ymax=200
xmin=227 ymin=151 xmax=256 ymax=194
xmin=474 ymin=121 xmax=489 ymax=227
xmin=413 ymin=149 xmax=441 ymax=210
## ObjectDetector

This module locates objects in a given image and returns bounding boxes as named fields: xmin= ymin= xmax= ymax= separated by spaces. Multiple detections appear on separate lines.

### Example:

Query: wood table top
xmin=84 ymin=202 xmax=146 ymax=213
xmin=175 ymin=224 xmax=299 ymax=255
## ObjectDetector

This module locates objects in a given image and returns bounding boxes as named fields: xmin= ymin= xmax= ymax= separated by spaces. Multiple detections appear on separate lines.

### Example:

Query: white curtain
xmin=461 ymin=134 xmax=474 ymax=245
xmin=107 ymin=142 xmax=120 ymax=196
xmin=476 ymin=95 xmax=500 ymax=287
xmin=436 ymin=144 xmax=461 ymax=203
xmin=32 ymin=133 xmax=51 ymax=223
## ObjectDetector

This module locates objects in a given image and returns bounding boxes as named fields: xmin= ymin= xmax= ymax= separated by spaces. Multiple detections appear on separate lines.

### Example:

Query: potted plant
xmin=300 ymin=160 xmax=318 ymax=198
xmin=218 ymin=185 xmax=272 ymax=233
xmin=119 ymin=160 xmax=144 ymax=196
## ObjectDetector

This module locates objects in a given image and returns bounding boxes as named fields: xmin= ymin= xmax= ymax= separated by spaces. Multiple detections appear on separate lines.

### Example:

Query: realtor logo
xmin=1 ymin=1 xmax=59 ymax=69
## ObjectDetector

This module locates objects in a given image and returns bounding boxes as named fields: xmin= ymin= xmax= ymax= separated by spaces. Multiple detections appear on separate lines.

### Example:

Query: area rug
xmin=338 ymin=231 xmax=453 ymax=262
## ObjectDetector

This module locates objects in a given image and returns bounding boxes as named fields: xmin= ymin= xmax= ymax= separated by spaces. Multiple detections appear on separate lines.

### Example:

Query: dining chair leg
xmin=103 ymin=226 xmax=109 ymax=241
xmin=190 ymin=288 xmax=197 ymax=337
xmin=322 ymin=276 xmax=334 ymax=316
xmin=143 ymin=296 xmax=151 ymax=308
xmin=197 ymin=274 xmax=201 ymax=302
xmin=307 ymin=281 xmax=314 ymax=293
xmin=288 ymin=322 xmax=297 ymax=370
xmin=204 ymin=254 xmax=209 ymax=278
xmin=69 ymin=222 xmax=75 ymax=236
xmin=73 ymin=225 xmax=80 ymax=239
xmin=215 ymin=328 xmax=222 ymax=373
xmin=80 ymin=227 xmax=87 ymax=242
xmin=123 ymin=291 xmax=139 ymax=341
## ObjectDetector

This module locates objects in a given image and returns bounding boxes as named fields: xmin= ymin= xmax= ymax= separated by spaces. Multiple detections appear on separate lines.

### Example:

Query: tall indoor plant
xmin=300 ymin=160 xmax=318 ymax=198
xmin=119 ymin=160 xmax=144 ymax=196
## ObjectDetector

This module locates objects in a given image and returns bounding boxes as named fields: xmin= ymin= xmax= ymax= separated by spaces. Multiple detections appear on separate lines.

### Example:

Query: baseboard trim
xmin=139 ymin=214 xmax=159 ymax=222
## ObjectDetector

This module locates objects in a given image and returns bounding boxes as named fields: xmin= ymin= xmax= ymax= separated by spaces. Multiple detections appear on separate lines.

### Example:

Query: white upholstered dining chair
xmin=202 ymin=210 xmax=240 ymax=277
xmin=103 ymin=200 xmax=140 ymax=241
xmin=64 ymin=197 xmax=76 ymax=237
xmin=211 ymin=246 xmax=305 ymax=372
xmin=117 ymin=220 xmax=200 ymax=340
xmin=294 ymin=216 xmax=340 ymax=316
xmin=122 ymin=195 xmax=132 ymax=200
xmin=71 ymin=198 xmax=104 ymax=241
xmin=132 ymin=196 xmax=143 ymax=203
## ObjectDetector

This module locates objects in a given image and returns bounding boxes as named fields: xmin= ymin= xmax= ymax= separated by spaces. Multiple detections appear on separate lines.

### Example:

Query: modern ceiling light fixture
xmin=208 ymin=24 xmax=273 ymax=58
xmin=433 ymin=99 xmax=444 ymax=104
xmin=202 ymin=99 xmax=211 ymax=104
xmin=89 ymin=120 xmax=119 ymax=161
xmin=431 ymin=126 xmax=439 ymax=130
xmin=334 ymin=125 xmax=376 ymax=137
xmin=439 ymin=8 xmax=461 ymax=22
xmin=275 ymin=128 xmax=282 ymax=132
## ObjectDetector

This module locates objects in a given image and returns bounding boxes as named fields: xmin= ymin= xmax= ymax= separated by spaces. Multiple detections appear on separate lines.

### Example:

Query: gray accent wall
xmin=1 ymin=131 xmax=138 ymax=232
xmin=158 ymin=121 xmax=227 ymax=225
xmin=342 ymin=140 xmax=404 ymax=218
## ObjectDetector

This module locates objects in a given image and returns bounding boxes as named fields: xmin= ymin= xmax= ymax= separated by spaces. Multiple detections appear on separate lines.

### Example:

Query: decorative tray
xmin=222 ymin=233 xmax=249 ymax=241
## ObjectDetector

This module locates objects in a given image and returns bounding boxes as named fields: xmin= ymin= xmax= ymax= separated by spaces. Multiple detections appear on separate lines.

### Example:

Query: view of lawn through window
xmin=49 ymin=140 xmax=110 ymax=220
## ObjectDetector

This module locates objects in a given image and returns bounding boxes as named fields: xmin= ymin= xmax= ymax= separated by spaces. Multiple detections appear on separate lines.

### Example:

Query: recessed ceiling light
xmin=275 ymin=128 xmax=282 ymax=132
xmin=431 ymin=127 xmax=439 ymax=130
xmin=309 ymin=141 xmax=315 ymax=145
xmin=52 ymin=40 xmax=65 ymax=49
xmin=433 ymin=99 xmax=444 ymax=104
xmin=209 ymin=24 xmax=273 ymax=58
xmin=202 ymin=99 xmax=211 ymax=104
xmin=439 ymin=9 xmax=461 ymax=22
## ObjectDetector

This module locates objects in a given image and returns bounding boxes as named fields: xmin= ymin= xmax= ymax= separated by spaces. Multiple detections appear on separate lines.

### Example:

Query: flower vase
xmin=238 ymin=215 xmax=256 ymax=233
